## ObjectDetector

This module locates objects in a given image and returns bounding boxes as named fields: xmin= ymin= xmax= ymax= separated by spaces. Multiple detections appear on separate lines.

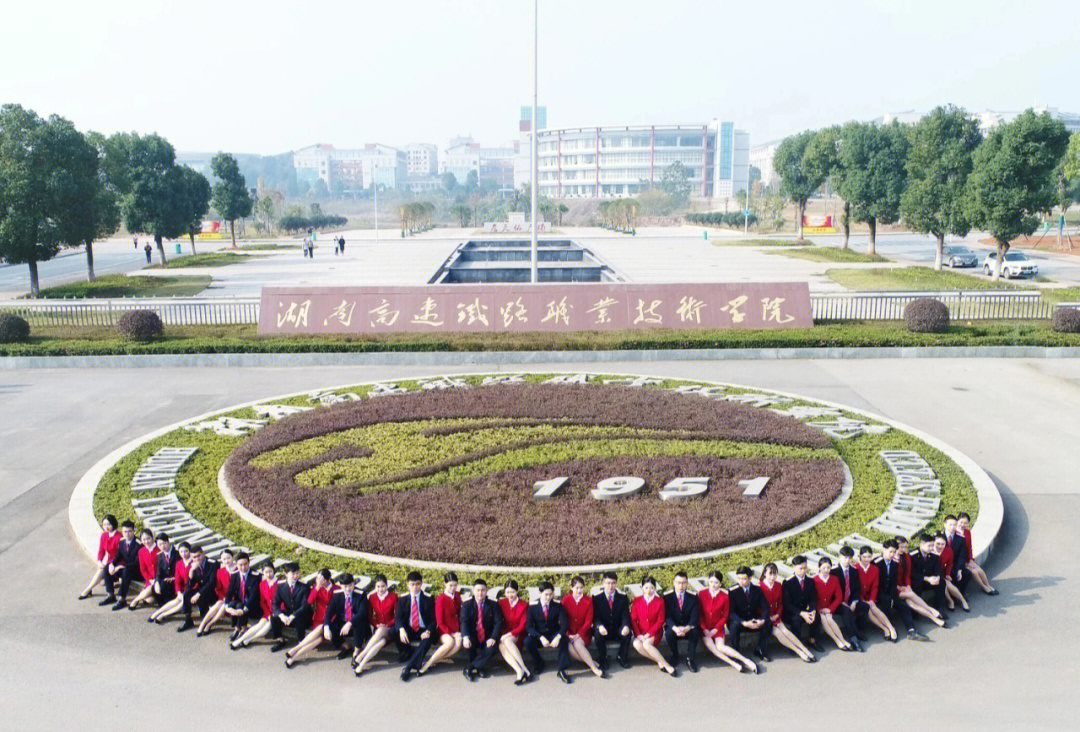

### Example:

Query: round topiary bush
xmin=116 ymin=309 xmax=164 ymax=341
xmin=1052 ymin=307 xmax=1080 ymax=334
xmin=904 ymin=297 xmax=950 ymax=333
xmin=0 ymin=313 xmax=31 ymax=343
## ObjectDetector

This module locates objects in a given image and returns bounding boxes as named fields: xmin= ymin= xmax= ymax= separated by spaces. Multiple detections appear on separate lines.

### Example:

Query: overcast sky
xmin=3 ymin=0 xmax=1076 ymax=155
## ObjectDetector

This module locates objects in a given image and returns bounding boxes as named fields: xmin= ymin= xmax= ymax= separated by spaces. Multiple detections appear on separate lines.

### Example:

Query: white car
xmin=983 ymin=250 xmax=1038 ymax=279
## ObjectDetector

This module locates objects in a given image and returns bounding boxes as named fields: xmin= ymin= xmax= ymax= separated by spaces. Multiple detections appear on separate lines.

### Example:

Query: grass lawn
xmin=770 ymin=247 xmax=887 ymax=263
xmin=153 ymin=252 xmax=247 ymax=268
xmin=710 ymin=238 xmax=809 ymax=247
xmin=34 ymin=274 xmax=213 ymax=299
xmin=1041 ymin=286 xmax=1080 ymax=303
xmin=826 ymin=266 xmax=1025 ymax=291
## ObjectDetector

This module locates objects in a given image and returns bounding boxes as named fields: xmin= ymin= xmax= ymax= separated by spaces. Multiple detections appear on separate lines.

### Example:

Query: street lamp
xmin=530 ymin=0 xmax=538 ymax=283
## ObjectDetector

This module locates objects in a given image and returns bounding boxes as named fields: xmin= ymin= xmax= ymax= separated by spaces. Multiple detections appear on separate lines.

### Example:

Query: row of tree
xmin=396 ymin=202 xmax=436 ymax=235
xmin=0 ymin=104 xmax=255 ymax=296
xmin=774 ymin=106 xmax=1080 ymax=277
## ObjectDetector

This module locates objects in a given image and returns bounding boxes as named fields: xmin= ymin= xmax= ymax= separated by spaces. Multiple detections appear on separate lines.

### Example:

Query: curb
xmin=11 ymin=345 xmax=1080 ymax=369
xmin=67 ymin=371 xmax=1004 ymax=573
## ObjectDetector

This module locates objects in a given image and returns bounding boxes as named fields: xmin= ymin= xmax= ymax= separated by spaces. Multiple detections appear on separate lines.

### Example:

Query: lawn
xmin=1041 ymin=287 xmax=1080 ymax=303
xmin=710 ymin=238 xmax=809 ymax=247
xmin=769 ymin=246 xmax=887 ymax=263
xmin=34 ymin=274 xmax=213 ymax=299
xmin=826 ymin=266 xmax=1024 ymax=291
xmin=154 ymin=252 xmax=247 ymax=268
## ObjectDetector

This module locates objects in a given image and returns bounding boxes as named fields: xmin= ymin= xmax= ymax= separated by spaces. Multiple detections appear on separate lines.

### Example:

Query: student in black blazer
xmin=592 ymin=571 xmax=632 ymax=670
xmin=782 ymin=556 xmax=819 ymax=649
xmin=911 ymin=535 xmax=948 ymax=617
xmin=942 ymin=515 xmax=971 ymax=592
xmin=874 ymin=540 xmax=926 ymax=641
xmin=664 ymin=572 xmax=701 ymax=672
xmin=459 ymin=578 xmax=505 ymax=681
xmin=152 ymin=535 xmax=180 ymax=606
xmin=224 ymin=552 xmax=261 ymax=641
xmin=324 ymin=573 xmax=370 ymax=660
xmin=727 ymin=566 xmax=774 ymax=661
xmin=832 ymin=546 xmax=868 ymax=641
xmin=395 ymin=571 xmax=437 ymax=681
xmin=525 ymin=581 xmax=571 ymax=683
xmin=110 ymin=522 xmax=142 ymax=610
xmin=178 ymin=546 xmax=219 ymax=633
xmin=269 ymin=562 xmax=311 ymax=651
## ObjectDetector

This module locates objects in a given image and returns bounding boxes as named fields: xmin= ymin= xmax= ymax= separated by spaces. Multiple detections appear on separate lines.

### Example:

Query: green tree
xmin=1054 ymin=132 xmax=1080 ymax=250
xmin=805 ymin=125 xmax=854 ymax=247
xmin=450 ymin=203 xmax=471 ymax=227
xmin=257 ymin=195 xmax=276 ymax=237
xmin=210 ymin=152 xmax=252 ymax=249
xmin=177 ymin=165 xmax=211 ymax=254
xmin=441 ymin=172 xmax=458 ymax=194
xmin=464 ymin=169 xmax=479 ymax=193
xmin=556 ymin=202 xmax=569 ymax=226
xmin=659 ymin=162 xmax=692 ymax=207
xmin=900 ymin=106 xmax=981 ymax=270
xmin=967 ymin=109 xmax=1070 ymax=279
xmin=774 ymin=131 xmax=826 ymax=241
xmin=69 ymin=131 xmax=120 ymax=281
xmin=837 ymin=121 xmax=909 ymax=256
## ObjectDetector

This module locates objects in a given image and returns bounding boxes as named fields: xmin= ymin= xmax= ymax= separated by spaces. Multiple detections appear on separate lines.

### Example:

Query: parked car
xmin=943 ymin=245 xmax=978 ymax=268
xmin=983 ymin=250 xmax=1038 ymax=278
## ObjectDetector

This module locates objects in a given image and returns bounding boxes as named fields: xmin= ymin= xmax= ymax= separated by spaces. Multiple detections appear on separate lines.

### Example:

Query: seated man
xmin=395 ymin=571 xmax=436 ymax=681
xmin=223 ymin=552 xmax=260 ymax=642
xmin=833 ymin=546 xmax=869 ymax=642
xmin=269 ymin=563 xmax=311 ymax=652
xmin=874 ymin=540 xmax=927 ymax=641
xmin=525 ymin=581 xmax=571 ymax=683
xmin=592 ymin=571 xmax=632 ymax=671
xmin=178 ymin=545 xmax=218 ymax=633
xmin=942 ymin=515 xmax=971 ymax=593
xmin=459 ymin=578 xmax=504 ymax=680
xmin=782 ymin=556 xmax=819 ymax=650
xmin=727 ymin=566 xmax=773 ymax=662
xmin=324 ymin=573 xmax=370 ymax=660
xmin=151 ymin=533 xmax=180 ymax=608
xmin=664 ymin=571 xmax=701 ymax=672
xmin=107 ymin=521 xmax=140 ymax=610
xmin=912 ymin=534 xmax=948 ymax=620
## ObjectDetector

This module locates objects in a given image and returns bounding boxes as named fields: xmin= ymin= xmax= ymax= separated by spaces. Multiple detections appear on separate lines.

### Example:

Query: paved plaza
xmin=1 ymin=356 xmax=1077 ymax=730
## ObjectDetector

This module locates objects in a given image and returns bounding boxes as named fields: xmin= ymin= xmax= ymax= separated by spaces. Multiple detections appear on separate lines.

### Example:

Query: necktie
xmin=542 ymin=603 xmax=549 ymax=620
xmin=240 ymin=575 xmax=246 ymax=596
xmin=607 ymin=593 xmax=614 ymax=610
xmin=678 ymin=593 xmax=684 ymax=611
xmin=345 ymin=594 xmax=352 ymax=618
xmin=476 ymin=602 xmax=486 ymax=643
xmin=843 ymin=570 xmax=850 ymax=602
xmin=410 ymin=595 xmax=420 ymax=630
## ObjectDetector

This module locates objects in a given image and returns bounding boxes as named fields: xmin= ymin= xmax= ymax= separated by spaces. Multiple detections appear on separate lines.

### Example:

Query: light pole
xmin=530 ymin=0 xmax=539 ymax=283
xmin=373 ymin=162 xmax=379 ymax=245
xmin=743 ymin=134 xmax=751 ymax=234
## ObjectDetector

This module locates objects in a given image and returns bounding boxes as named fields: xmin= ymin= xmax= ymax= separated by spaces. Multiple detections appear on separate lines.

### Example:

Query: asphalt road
xmin=1 ymin=357 xmax=1078 ymax=730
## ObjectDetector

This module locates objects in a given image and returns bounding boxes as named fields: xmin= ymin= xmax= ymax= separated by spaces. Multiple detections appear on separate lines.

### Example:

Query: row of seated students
xmin=77 ymin=513 xmax=997 ymax=684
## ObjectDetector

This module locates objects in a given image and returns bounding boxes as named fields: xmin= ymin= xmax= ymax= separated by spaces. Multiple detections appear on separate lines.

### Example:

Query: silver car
xmin=983 ymin=250 xmax=1038 ymax=279
xmin=943 ymin=245 xmax=978 ymax=268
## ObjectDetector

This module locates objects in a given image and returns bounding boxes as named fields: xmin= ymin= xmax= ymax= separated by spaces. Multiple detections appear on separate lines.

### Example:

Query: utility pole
xmin=373 ymin=162 xmax=379 ymax=245
xmin=530 ymin=0 xmax=539 ymax=283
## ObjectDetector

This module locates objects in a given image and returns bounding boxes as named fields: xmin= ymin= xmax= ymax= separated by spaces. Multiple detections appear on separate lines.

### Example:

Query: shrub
xmin=0 ymin=313 xmax=30 ymax=343
xmin=116 ymin=309 xmax=164 ymax=340
xmin=903 ymin=298 xmax=950 ymax=333
xmin=1052 ymin=307 xmax=1080 ymax=333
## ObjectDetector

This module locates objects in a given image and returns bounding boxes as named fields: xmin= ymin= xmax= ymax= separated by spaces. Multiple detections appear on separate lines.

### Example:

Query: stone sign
xmin=257 ymin=282 xmax=814 ymax=336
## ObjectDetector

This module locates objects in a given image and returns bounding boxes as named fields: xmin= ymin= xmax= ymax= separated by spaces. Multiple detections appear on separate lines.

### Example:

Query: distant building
xmin=406 ymin=143 xmax=438 ymax=176
xmin=749 ymin=139 xmax=781 ymax=187
xmin=292 ymin=143 xmax=407 ymax=190
xmin=875 ymin=106 xmax=1080 ymax=135
xmin=520 ymin=105 xmax=547 ymax=132
xmin=440 ymin=137 xmax=518 ymax=188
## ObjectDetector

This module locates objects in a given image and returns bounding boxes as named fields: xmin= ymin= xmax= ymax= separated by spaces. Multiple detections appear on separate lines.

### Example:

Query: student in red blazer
xmin=497 ymin=580 xmax=532 ymax=683
xmin=957 ymin=513 xmax=997 ymax=595
xmin=934 ymin=534 xmax=970 ymax=613
xmin=813 ymin=557 xmax=855 ymax=651
xmin=895 ymin=537 xmax=946 ymax=628
xmin=285 ymin=569 xmax=337 ymax=668
xmin=855 ymin=546 xmax=898 ymax=641
xmin=196 ymin=548 xmax=237 ymax=637
xmin=353 ymin=574 xmax=398 ymax=676
xmin=124 ymin=529 xmax=160 ymax=611
xmin=78 ymin=514 xmax=121 ymax=601
xmin=630 ymin=577 xmax=676 ymax=676
xmin=231 ymin=563 xmax=279 ymax=650
xmin=562 ymin=576 xmax=604 ymax=679
xmin=420 ymin=572 xmax=463 ymax=675
xmin=148 ymin=541 xmax=191 ymax=624
xmin=698 ymin=571 xmax=757 ymax=673
xmin=758 ymin=564 xmax=815 ymax=663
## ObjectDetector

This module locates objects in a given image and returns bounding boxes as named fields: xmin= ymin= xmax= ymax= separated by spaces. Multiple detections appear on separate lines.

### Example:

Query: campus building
xmin=520 ymin=120 xmax=749 ymax=200
xmin=293 ymin=143 xmax=408 ymax=190
xmin=749 ymin=139 xmax=781 ymax=188
xmin=406 ymin=143 xmax=438 ymax=176
xmin=439 ymin=137 xmax=518 ymax=189
xmin=879 ymin=106 xmax=1080 ymax=135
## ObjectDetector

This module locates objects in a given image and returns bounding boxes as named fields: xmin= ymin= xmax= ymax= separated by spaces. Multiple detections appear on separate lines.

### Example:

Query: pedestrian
xmin=133 ymin=235 xmax=138 ymax=250
xmin=338 ymin=236 xmax=345 ymax=255
xmin=143 ymin=242 xmax=152 ymax=264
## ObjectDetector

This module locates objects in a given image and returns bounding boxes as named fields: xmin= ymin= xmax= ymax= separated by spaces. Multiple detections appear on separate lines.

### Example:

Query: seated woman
xmin=497 ymin=580 xmax=532 ymax=685
xmin=896 ymin=537 xmax=946 ymax=628
xmin=957 ymin=513 xmax=998 ymax=595
xmin=855 ymin=546 xmax=897 ymax=641
xmin=126 ymin=529 xmax=159 ymax=611
xmin=630 ymin=577 xmax=675 ymax=676
xmin=934 ymin=534 xmax=970 ymax=613
xmin=759 ymin=564 xmax=815 ymax=663
xmin=697 ymin=571 xmax=757 ymax=673
xmin=196 ymin=549 xmax=237 ymax=637
xmin=420 ymin=572 xmax=463 ymax=675
xmin=231 ymin=563 xmax=279 ymax=649
xmin=78 ymin=514 xmax=121 ymax=601
xmin=813 ymin=557 xmax=855 ymax=651
xmin=285 ymin=568 xmax=336 ymax=668
xmin=354 ymin=574 xmax=398 ymax=676
xmin=148 ymin=542 xmax=192 ymax=624
xmin=562 ymin=576 xmax=604 ymax=679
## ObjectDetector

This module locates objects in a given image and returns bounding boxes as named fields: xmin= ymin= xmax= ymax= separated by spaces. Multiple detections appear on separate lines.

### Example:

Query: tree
xmin=805 ymin=125 xmax=854 ymax=247
xmin=556 ymin=203 xmax=569 ymax=226
xmin=464 ymin=169 xmax=479 ymax=193
xmin=837 ymin=121 xmax=909 ymax=256
xmin=102 ymin=132 xmax=187 ymax=264
xmin=450 ymin=203 xmax=471 ymax=227
xmin=900 ymin=106 xmax=981 ymax=269
xmin=71 ymin=132 xmax=120 ymax=281
xmin=441 ymin=172 xmax=459 ymax=194
xmin=257 ymin=196 xmax=276 ymax=237
xmin=967 ymin=109 xmax=1070 ymax=279
xmin=210 ymin=153 xmax=252 ymax=249
xmin=659 ymin=162 xmax=692 ymax=207
xmin=1054 ymin=132 xmax=1080 ymax=250
xmin=176 ymin=165 xmax=211 ymax=254
xmin=774 ymin=131 xmax=826 ymax=241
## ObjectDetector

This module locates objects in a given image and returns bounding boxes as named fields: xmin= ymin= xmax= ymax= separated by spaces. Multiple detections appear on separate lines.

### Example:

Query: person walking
xmin=143 ymin=242 xmax=152 ymax=264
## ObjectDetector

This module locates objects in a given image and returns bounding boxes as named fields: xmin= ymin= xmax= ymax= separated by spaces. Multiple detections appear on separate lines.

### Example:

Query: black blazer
xmin=727 ymin=583 xmax=769 ymax=623
xmin=155 ymin=548 xmax=180 ymax=587
xmin=459 ymin=597 xmax=504 ymax=645
xmin=947 ymin=533 xmax=968 ymax=577
xmin=911 ymin=551 xmax=942 ymax=591
xmin=115 ymin=537 xmax=140 ymax=568
xmin=225 ymin=570 xmax=260 ymax=614
xmin=273 ymin=580 xmax=310 ymax=616
xmin=831 ymin=565 xmax=862 ymax=606
xmin=592 ymin=590 xmax=631 ymax=631
xmin=873 ymin=558 xmax=900 ymax=602
xmin=325 ymin=590 xmax=369 ymax=632
xmin=186 ymin=559 xmax=219 ymax=599
xmin=664 ymin=591 xmax=700 ymax=630
xmin=527 ymin=601 xmax=568 ymax=638
xmin=782 ymin=575 xmax=818 ymax=621
xmin=394 ymin=592 xmax=436 ymax=634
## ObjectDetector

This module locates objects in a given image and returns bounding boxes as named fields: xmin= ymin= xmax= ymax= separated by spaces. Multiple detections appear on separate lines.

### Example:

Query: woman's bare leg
xmin=152 ymin=596 xmax=183 ymax=621
xmin=820 ymin=614 xmax=850 ymax=649
xmin=420 ymin=634 xmax=459 ymax=673
xmin=773 ymin=622 xmax=813 ymax=660
xmin=499 ymin=638 xmax=526 ymax=678
xmin=867 ymin=603 xmax=896 ymax=639
xmin=79 ymin=568 xmax=106 ymax=598
xmin=899 ymin=588 xmax=944 ymax=622
xmin=702 ymin=636 xmax=743 ymax=670
xmin=198 ymin=601 xmax=226 ymax=633
xmin=233 ymin=617 xmax=270 ymax=647
xmin=355 ymin=627 xmax=390 ymax=674
xmin=945 ymin=581 xmax=969 ymax=611
xmin=287 ymin=626 xmax=326 ymax=661
xmin=569 ymin=638 xmax=602 ymax=675
xmin=966 ymin=561 xmax=995 ymax=593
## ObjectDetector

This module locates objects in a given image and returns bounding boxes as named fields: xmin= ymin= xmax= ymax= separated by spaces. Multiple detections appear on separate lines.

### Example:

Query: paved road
xmin=1 ymin=357 xmax=1078 ymax=730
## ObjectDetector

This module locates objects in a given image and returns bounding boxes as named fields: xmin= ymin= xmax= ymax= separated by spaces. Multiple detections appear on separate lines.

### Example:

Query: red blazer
xmin=961 ymin=528 xmax=975 ymax=564
xmin=697 ymin=588 xmax=729 ymax=636
xmin=96 ymin=531 xmax=121 ymax=563
xmin=938 ymin=545 xmax=955 ymax=580
xmin=137 ymin=546 xmax=159 ymax=582
xmin=897 ymin=552 xmax=913 ymax=588
xmin=215 ymin=567 xmax=233 ymax=601
xmin=499 ymin=597 xmax=528 ymax=644
xmin=814 ymin=574 xmax=842 ymax=613
xmin=259 ymin=579 xmax=278 ymax=619
xmin=308 ymin=583 xmax=335 ymax=625
xmin=435 ymin=591 xmax=463 ymax=635
xmin=174 ymin=559 xmax=191 ymax=594
xmin=760 ymin=580 xmax=783 ymax=625
xmin=562 ymin=593 xmax=594 ymax=646
xmin=368 ymin=591 xmax=398 ymax=627
xmin=855 ymin=561 xmax=880 ymax=603
xmin=630 ymin=594 xmax=665 ymax=643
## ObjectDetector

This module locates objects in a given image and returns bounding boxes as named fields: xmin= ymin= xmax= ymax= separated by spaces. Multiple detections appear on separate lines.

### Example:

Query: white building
xmin=876 ymin=106 xmax=1080 ymax=136
xmin=292 ymin=143 xmax=407 ymax=190
xmin=406 ymin=143 xmax=438 ymax=176
xmin=749 ymin=139 xmax=781 ymax=188
xmin=440 ymin=137 xmax=517 ymax=188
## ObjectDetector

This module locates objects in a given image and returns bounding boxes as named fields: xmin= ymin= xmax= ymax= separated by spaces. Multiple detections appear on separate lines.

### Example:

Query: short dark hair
xmin=472 ymin=578 xmax=487 ymax=587
xmin=934 ymin=532 xmax=947 ymax=540
xmin=895 ymin=535 xmax=909 ymax=544
xmin=944 ymin=514 xmax=957 ymax=523
xmin=504 ymin=579 xmax=519 ymax=592
xmin=818 ymin=556 xmax=833 ymax=567
xmin=443 ymin=571 xmax=458 ymax=583
xmin=319 ymin=568 xmax=332 ymax=581
xmin=958 ymin=512 xmax=971 ymax=521
xmin=859 ymin=545 xmax=872 ymax=555
xmin=140 ymin=529 xmax=154 ymax=539
xmin=236 ymin=551 xmax=250 ymax=561
xmin=570 ymin=576 xmax=585 ymax=587
xmin=791 ymin=555 xmax=807 ymax=566
xmin=641 ymin=576 xmax=658 ymax=588
xmin=157 ymin=532 xmax=170 ymax=543
xmin=762 ymin=563 xmax=778 ymax=579
xmin=190 ymin=544 xmax=204 ymax=555
xmin=735 ymin=566 xmax=753 ymax=577
xmin=121 ymin=520 xmax=135 ymax=530
xmin=219 ymin=548 xmax=234 ymax=558
xmin=406 ymin=571 xmax=423 ymax=583
xmin=919 ymin=534 xmax=934 ymax=545
xmin=373 ymin=573 xmax=388 ymax=585
xmin=538 ymin=581 xmax=554 ymax=593
xmin=285 ymin=562 xmax=300 ymax=573
xmin=102 ymin=514 xmax=118 ymax=530
xmin=339 ymin=573 xmax=355 ymax=585
xmin=674 ymin=571 xmax=688 ymax=580
xmin=707 ymin=570 xmax=723 ymax=581
xmin=602 ymin=571 xmax=618 ymax=581
xmin=177 ymin=541 xmax=191 ymax=550
xmin=883 ymin=539 xmax=898 ymax=550
xmin=839 ymin=546 xmax=854 ymax=558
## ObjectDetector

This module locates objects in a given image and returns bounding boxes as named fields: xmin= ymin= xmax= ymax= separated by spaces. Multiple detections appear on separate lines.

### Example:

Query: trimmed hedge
xmin=116 ymin=309 xmax=164 ymax=341
xmin=1052 ymin=307 xmax=1080 ymax=333
xmin=904 ymin=298 xmax=950 ymax=333
xmin=0 ymin=313 xmax=30 ymax=343
xmin=687 ymin=211 xmax=759 ymax=228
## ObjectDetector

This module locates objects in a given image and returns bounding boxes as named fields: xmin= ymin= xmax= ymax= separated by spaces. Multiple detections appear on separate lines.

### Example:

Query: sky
xmin=2 ymin=0 xmax=1077 ymax=155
